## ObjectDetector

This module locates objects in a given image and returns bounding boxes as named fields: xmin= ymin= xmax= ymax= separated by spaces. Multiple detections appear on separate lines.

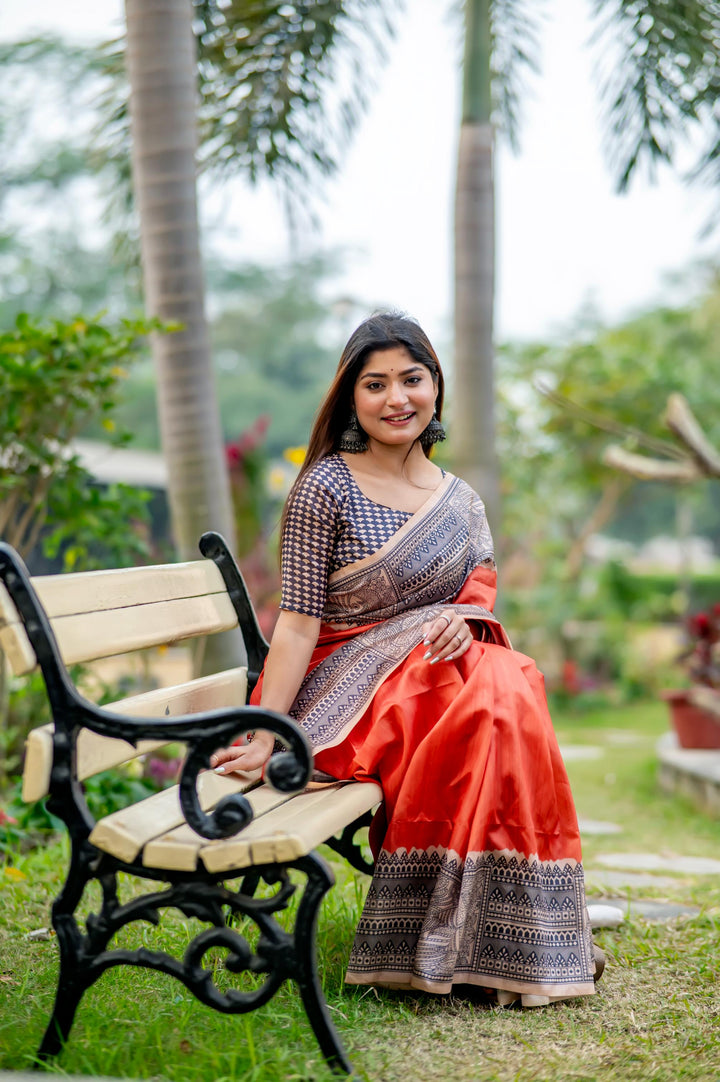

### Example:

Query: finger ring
xmin=455 ymin=634 xmax=462 ymax=647
xmin=439 ymin=615 xmax=451 ymax=629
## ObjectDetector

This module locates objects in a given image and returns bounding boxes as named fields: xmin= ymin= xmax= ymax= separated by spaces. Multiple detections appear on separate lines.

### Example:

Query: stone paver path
xmin=588 ymin=895 xmax=702 ymax=922
xmin=560 ymin=745 xmax=605 ymax=762
xmin=585 ymin=869 xmax=681 ymax=890
xmin=578 ymin=818 xmax=623 ymax=835
xmin=595 ymin=852 xmax=720 ymax=875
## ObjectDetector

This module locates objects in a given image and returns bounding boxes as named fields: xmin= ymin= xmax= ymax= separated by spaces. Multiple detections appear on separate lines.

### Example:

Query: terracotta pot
xmin=662 ymin=690 xmax=720 ymax=749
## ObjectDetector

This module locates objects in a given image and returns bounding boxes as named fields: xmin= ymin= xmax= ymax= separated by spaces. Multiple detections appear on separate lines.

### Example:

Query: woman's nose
xmin=386 ymin=381 xmax=408 ymax=406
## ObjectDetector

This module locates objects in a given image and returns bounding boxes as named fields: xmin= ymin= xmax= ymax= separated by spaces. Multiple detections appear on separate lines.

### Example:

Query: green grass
xmin=1 ymin=700 xmax=720 ymax=1081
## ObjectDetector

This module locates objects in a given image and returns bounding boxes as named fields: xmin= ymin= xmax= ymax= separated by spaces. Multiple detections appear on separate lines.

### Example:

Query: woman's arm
xmin=210 ymin=609 xmax=321 ymax=775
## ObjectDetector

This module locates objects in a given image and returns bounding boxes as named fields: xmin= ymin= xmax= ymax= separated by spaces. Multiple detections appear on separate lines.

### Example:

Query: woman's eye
xmin=366 ymin=382 xmax=383 ymax=391
xmin=405 ymin=376 xmax=421 ymax=385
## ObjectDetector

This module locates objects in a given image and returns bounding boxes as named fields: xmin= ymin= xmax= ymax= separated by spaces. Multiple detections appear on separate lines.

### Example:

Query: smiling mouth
xmin=383 ymin=412 xmax=415 ymax=423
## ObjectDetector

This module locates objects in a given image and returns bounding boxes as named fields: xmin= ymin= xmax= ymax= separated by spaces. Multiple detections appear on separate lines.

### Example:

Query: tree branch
xmin=565 ymin=476 xmax=630 ymax=578
xmin=602 ymin=445 xmax=701 ymax=482
xmin=665 ymin=393 xmax=720 ymax=478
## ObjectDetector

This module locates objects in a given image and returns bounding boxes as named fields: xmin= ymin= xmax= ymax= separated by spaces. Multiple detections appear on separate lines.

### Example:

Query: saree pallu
xmin=252 ymin=474 xmax=596 ymax=998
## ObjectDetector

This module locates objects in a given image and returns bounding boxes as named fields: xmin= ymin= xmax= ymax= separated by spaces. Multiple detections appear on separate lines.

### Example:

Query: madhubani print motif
xmin=290 ymin=600 xmax=500 ymax=750
xmin=347 ymin=848 xmax=595 ymax=993
xmin=324 ymin=475 xmax=495 ymax=627
xmin=290 ymin=605 xmax=437 ymax=748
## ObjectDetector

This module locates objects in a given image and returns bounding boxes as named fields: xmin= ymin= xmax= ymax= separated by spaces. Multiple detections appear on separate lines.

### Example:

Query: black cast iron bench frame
xmin=0 ymin=533 xmax=376 ymax=1077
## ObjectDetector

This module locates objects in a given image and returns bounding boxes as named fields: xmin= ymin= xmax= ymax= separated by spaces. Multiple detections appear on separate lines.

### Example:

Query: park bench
xmin=0 ymin=532 xmax=381 ymax=1077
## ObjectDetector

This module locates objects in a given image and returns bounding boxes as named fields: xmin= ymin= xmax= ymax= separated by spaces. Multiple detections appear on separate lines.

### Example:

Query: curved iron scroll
xmin=178 ymin=712 xmax=312 ymax=839
xmin=325 ymin=812 xmax=375 ymax=876
xmin=84 ymin=872 xmax=299 ymax=1012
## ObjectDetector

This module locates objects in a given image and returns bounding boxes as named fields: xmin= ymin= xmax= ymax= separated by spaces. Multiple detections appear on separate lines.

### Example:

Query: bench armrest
xmin=68 ymin=699 xmax=313 ymax=841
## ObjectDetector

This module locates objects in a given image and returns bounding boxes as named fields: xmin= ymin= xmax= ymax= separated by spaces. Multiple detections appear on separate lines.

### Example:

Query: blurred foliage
xmin=0 ymin=671 xmax=51 ymax=790
xmin=1 ymin=4 xmax=402 ymax=243
xmin=191 ymin=0 xmax=400 ymax=189
xmin=0 ymin=37 xmax=143 ymax=318
xmin=226 ymin=415 xmax=271 ymax=556
xmin=497 ymin=272 xmax=720 ymax=697
xmin=590 ymin=1 xmax=720 ymax=198
xmin=0 ymin=763 xmax=167 ymax=859
xmin=0 ymin=312 xmax=154 ymax=568
xmin=498 ymin=272 xmax=720 ymax=569
xmin=104 ymin=253 xmax=351 ymax=456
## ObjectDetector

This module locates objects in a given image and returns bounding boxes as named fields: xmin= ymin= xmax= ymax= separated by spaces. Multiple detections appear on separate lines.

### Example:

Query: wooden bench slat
xmin=88 ymin=770 xmax=260 ymax=865
xmin=22 ymin=668 xmax=249 ymax=803
xmin=142 ymin=784 xmax=294 ymax=872
xmin=199 ymin=781 xmax=382 ymax=874
xmin=32 ymin=560 xmax=226 ymax=619
xmin=0 ymin=562 xmax=235 ymax=676
xmin=0 ymin=581 xmax=37 ymax=674
xmin=50 ymin=591 xmax=239 ymax=667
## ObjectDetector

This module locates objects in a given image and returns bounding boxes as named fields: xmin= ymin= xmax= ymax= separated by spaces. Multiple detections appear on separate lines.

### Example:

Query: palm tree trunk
xmin=124 ymin=0 xmax=242 ymax=670
xmin=453 ymin=0 xmax=500 ymax=539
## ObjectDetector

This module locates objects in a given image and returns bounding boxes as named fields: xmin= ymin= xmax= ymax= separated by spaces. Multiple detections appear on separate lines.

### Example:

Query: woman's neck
xmin=353 ymin=441 xmax=436 ymax=482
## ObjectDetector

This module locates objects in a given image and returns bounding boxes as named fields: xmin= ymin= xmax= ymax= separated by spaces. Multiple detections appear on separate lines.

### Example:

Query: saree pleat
xmin=252 ymin=473 xmax=596 ymax=998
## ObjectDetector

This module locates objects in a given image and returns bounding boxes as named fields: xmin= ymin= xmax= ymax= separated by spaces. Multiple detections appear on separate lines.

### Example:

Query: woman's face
xmin=352 ymin=346 xmax=437 ymax=450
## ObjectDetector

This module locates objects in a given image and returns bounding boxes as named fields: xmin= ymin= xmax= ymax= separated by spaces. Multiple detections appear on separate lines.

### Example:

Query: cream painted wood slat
xmin=142 ymin=785 xmax=295 ymax=872
xmin=89 ymin=770 xmax=261 ymax=865
xmin=21 ymin=668 xmax=249 ymax=803
xmin=49 ymin=591 xmax=238 ymax=667
xmin=199 ymin=781 xmax=383 ymax=874
xmin=32 ymin=560 xmax=225 ymax=619
xmin=0 ymin=581 xmax=37 ymax=675
xmin=0 ymin=561 xmax=234 ymax=676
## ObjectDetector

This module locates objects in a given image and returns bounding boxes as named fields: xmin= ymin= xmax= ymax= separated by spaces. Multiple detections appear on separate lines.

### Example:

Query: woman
xmin=211 ymin=313 xmax=598 ymax=1006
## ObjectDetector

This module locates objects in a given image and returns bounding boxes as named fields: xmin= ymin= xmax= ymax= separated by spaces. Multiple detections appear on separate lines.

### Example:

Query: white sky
xmin=1 ymin=0 xmax=717 ymax=348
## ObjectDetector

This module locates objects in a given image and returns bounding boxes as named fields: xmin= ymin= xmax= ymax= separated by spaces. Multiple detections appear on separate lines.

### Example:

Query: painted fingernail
xmin=214 ymin=766 xmax=226 ymax=774
xmin=423 ymin=650 xmax=432 ymax=659
xmin=430 ymin=657 xmax=439 ymax=665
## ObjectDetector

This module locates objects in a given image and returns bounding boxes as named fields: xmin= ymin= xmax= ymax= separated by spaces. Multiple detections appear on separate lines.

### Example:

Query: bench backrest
xmin=0 ymin=540 xmax=263 ymax=803
xmin=0 ymin=558 xmax=238 ymax=675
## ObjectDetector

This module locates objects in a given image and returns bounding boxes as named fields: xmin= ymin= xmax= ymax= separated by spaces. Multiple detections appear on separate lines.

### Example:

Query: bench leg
xmin=37 ymin=913 xmax=88 ymax=1058
xmin=294 ymin=855 xmax=356 ymax=1077
xmin=35 ymin=849 xmax=104 ymax=1060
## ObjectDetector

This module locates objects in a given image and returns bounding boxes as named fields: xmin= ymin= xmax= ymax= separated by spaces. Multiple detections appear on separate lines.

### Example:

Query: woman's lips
xmin=382 ymin=412 xmax=415 ymax=425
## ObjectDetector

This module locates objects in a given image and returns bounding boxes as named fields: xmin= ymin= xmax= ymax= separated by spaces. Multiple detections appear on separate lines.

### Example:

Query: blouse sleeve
xmin=280 ymin=469 xmax=340 ymax=618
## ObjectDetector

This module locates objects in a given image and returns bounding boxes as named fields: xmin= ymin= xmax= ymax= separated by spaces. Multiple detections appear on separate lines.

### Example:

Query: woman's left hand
xmin=421 ymin=610 xmax=475 ymax=664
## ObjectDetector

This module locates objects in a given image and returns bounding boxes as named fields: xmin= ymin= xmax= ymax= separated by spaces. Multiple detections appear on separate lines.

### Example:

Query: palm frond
xmin=589 ymin=0 xmax=720 ymax=191
xmin=89 ymin=0 xmax=403 ymax=227
xmin=490 ymin=0 xmax=545 ymax=151
xmin=193 ymin=0 xmax=402 ymax=187
xmin=689 ymin=121 xmax=720 ymax=235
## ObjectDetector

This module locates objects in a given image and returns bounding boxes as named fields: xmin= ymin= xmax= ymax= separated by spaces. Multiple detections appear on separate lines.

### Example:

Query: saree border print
xmin=347 ymin=847 xmax=595 ymax=997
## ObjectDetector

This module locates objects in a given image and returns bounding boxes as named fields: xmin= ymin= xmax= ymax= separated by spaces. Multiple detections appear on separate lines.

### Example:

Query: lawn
xmin=1 ymin=699 xmax=719 ymax=1081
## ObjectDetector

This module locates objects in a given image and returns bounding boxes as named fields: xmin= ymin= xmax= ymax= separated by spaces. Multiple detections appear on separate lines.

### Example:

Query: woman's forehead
xmin=358 ymin=346 xmax=415 ymax=377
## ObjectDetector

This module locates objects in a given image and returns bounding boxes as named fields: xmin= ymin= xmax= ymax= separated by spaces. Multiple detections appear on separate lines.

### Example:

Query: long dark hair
xmin=280 ymin=312 xmax=445 ymax=541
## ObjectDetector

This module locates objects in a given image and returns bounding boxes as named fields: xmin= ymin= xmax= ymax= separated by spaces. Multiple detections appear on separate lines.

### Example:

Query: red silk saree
xmin=252 ymin=472 xmax=596 ymax=999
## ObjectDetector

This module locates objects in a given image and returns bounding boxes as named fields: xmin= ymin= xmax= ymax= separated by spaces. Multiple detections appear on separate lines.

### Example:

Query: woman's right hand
xmin=210 ymin=730 xmax=275 ymax=776
xmin=210 ymin=610 xmax=321 ymax=778
xmin=422 ymin=609 xmax=476 ymax=664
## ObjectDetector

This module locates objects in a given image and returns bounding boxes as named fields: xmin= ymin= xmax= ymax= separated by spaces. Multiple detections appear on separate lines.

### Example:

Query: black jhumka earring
xmin=338 ymin=410 xmax=368 ymax=453
xmin=420 ymin=411 xmax=446 ymax=449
